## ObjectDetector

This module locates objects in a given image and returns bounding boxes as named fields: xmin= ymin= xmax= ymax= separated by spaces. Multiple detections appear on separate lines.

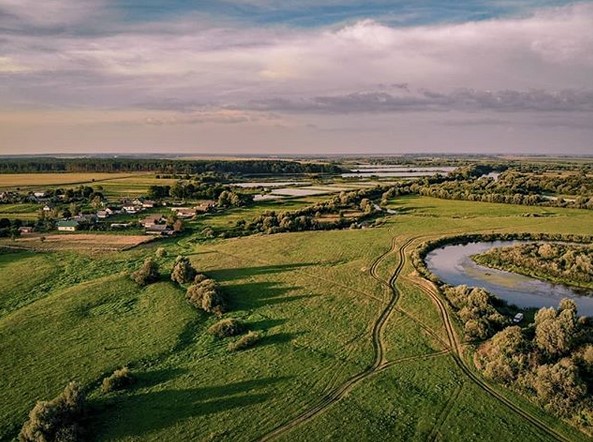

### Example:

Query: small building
xmin=145 ymin=224 xmax=172 ymax=235
xmin=195 ymin=200 xmax=215 ymax=213
xmin=33 ymin=191 xmax=47 ymax=198
xmin=110 ymin=222 xmax=132 ymax=229
xmin=18 ymin=226 xmax=34 ymax=234
xmin=123 ymin=205 xmax=140 ymax=214
xmin=42 ymin=204 xmax=54 ymax=212
xmin=140 ymin=214 xmax=165 ymax=228
xmin=56 ymin=220 xmax=79 ymax=232
xmin=176 ymin=209 xmax=196 ymax=219
xmin=142 ymin=200 xmax=156 ymax=208
xmin=97 ymin=210 xmax=109 ymax=219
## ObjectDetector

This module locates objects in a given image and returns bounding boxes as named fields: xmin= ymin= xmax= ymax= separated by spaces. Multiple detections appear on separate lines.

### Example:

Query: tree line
xmin=0 ymin=158 xmax=344 ymax=175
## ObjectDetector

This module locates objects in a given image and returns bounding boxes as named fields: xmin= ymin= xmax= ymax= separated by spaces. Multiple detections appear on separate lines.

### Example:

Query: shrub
xmin=131 ymin=258 xmax=160 ymax=286
xmin=194 ymin=273 xmax=208 ymax=283
xmin=171 ymin=256 xmax=197 ymax=284
xmin=186 ymin=278 xmax=226 ymax=314
xmin=101 ymin=367 xmax=134 ymax=394
xmin=155 ymin=247 xmax=167 ymax=258
xmin=19 ymin=382 xmax=85 ymax=442
xmin=208 ymin=318 xmax=246 ymax=338
xmin=228 ymin=331 xmax=261 ymax=352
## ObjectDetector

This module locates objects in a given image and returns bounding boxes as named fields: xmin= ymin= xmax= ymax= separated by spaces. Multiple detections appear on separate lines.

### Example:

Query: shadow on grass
xmin=223 ymin=281 xmax=316 ymax=310
xmin=88 ymin=377 xmax=289 ymax=438
xmin=258 ymin=332 xmax=302 ymax=348
xmin=247 ymin=318 xmax=287 ymax=331
xmin=206 ymin=262 xmax=318 ymax=281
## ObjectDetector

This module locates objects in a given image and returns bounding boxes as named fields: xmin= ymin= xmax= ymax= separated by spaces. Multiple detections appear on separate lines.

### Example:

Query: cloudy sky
xmin=1 ymin=0 xmax=592 ymax=155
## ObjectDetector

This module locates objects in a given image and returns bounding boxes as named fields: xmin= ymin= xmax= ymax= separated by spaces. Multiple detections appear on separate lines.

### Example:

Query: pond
xmin=425 ymin=241 xmax=593 ymax=316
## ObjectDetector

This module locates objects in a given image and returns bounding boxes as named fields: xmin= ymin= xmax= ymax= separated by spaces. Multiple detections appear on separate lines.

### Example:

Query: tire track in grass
xmin=411 ymin=276 xmax=571 ymax=442
xmin=257 ymin=235 xmax=416 ymax=441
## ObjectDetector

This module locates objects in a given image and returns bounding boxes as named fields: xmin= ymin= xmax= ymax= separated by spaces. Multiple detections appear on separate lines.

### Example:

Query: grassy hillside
xmin=2 ymin=195 xmax=593 ymax=440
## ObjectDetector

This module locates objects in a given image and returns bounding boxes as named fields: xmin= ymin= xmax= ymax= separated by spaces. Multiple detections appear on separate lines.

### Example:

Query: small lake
xmin=342 ymin=165 xmax=456 ymax=178
xmin=425 ymin=241 xmax=593 ymax=316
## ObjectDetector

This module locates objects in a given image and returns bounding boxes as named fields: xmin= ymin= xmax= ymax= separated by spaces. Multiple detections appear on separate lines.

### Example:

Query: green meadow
xmin=1 ymin=195 xmax=592 ymax=441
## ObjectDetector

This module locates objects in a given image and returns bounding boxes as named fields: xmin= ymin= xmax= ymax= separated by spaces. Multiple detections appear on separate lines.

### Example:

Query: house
xmin=139 ymin=214 xmax=165 ymax=228
xmin=194 ymin=200 xmax=215 ymax=213
xmin=176 ymin=209 xmax=196 ymax=219
xmin=142 ymin=200 xmax=156 ymax=208
xmin=42 ymin=204 xmax=54 ymax=212
xmin=56 ymin=220 xmax=79 ymax=232
xmin=110 ymin=222 xmax=132 ymax=229
xmin=33 ymin=191 xmax=47 ymax=198
xmin=18 ymin=226 xmax=34 ymax=234
xmin=123 ymin=205 xmax=139 ymax=214
xmin=145 ymin=224 xmax=172 ymax=235
xmin=97 ymin=210 xmax=109 ymax=219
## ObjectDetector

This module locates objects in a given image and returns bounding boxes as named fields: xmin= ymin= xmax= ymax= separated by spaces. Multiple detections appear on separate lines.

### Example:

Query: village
xmin=0 ymin=189 xmax=215 ymax=237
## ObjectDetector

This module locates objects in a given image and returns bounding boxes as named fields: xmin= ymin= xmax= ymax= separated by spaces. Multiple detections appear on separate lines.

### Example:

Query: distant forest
xmin=0 ymin=158 xmax=345 ymax=175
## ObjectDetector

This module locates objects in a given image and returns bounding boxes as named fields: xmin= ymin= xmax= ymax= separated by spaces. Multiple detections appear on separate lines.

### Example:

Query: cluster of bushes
xmin=473 ymin=242 xmax=593 ymax=288
xmin=228 ymin=331 xmax=262 ymax=352
xmin=208 ymin=318 xmax=246 ymax=338
xmin=0 ymin=218 xmax=23 ymax=238
xmin=19 ymin=382 xmax=85 ymax=442
xmin=477 ymin=300 xmax=593 ymax=433
xmin=171 ymin=256 xmax=197 ymax=284
xmin=442 ymin=285 xmax=508 ymax=340
xmin=186 ymin=277 xmax=226 ymax=314
xmin=131 ymin=258 xmax=160 ymax=286
xmin=101 ymin=367 xmax=135 ymax=394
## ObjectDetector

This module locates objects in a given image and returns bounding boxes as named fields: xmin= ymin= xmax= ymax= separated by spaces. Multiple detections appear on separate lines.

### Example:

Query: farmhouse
xmin=195 ymin=200 xmax=215 ymax=212
xmin=123 ymin=205 xmax=141 ymax=214
xmin=140 ymin=214 xmax=165 ymax=228
xmin=171 ymin=207 xmax=196 ymax=218
xmin=56 ymin=220 xmax=79 ymax=232
xmin=142 ymin=200 xmax=156 ymax=208
xmin=145 ymin=224 xmax=173 ymax=236
xmin=18 ymin=226 xmax=34 ymax=234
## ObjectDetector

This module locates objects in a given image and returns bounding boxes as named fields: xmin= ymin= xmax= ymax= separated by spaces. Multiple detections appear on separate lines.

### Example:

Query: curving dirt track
xmin=257 ymin=233 xmax=572 ymax=442
xmin=412 ymin=276 xmax=571 ymax=442
xmin=257 ymin=235 xmax=414 ymax=441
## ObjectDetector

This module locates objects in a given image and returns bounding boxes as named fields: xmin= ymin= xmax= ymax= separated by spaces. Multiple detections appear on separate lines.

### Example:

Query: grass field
xmin=1 ymin=195 xmax=592 ymax=441
xmin=0 ymin=173 xmax=145 ymax=190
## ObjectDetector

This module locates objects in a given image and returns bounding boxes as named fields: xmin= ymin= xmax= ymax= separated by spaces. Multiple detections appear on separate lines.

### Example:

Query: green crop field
xmin=1 ymin=195 xmax=592 ymax=441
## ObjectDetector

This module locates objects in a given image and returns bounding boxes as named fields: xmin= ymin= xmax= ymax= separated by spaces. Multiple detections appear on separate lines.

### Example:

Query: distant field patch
xmin=0 ymin=173 xmax=144 ymax=190
xmin=0 ymin=233 xmax=153 ymax=251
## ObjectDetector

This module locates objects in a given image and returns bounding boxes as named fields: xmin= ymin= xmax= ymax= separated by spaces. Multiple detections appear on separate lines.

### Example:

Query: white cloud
xmin=1 ymin=1 xmax=592 ymax=153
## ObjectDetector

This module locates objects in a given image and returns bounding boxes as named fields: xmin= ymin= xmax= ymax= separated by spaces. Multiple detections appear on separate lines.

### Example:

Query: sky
xmin=0 ymin=0 xmax=592 ymax=155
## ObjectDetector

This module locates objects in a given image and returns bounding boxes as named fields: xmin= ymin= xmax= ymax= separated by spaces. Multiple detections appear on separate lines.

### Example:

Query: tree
xmin=171 ymin=256 xmax=197 ymax=284
xmin=479 ymin=326 xmax=529 ymax=383
xmin=535 ymin=301 xmax=578 ymax=358
xmin=131 ymin=258 xmax=160 ymax=286
xmin=19 ymin=382 xmax=85 ymax=442
xmin=91 ymin=195 xmax=103 ymax=209
xmin=532 ymin=358 xmax=587 ymax=416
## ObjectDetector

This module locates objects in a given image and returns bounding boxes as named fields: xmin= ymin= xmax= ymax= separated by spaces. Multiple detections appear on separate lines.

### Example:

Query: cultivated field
xmin=0 ymin=234 xmax=154 ymax=251
xmin=1 ymin=195 xmax=592 ymax=440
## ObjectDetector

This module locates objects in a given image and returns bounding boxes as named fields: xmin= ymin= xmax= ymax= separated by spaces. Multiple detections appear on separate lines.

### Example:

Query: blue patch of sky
xmin=116 ymin=0 xmax=577 ymax=27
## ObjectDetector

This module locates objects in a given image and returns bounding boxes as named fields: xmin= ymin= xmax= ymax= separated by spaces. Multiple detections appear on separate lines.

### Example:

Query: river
xmin=425 ymin=241 xmax=593 ymax=316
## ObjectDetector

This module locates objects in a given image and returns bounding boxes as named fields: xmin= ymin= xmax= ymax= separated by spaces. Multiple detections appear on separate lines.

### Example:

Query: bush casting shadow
xmin=88 ymin=377 xmax=289 ymax=438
